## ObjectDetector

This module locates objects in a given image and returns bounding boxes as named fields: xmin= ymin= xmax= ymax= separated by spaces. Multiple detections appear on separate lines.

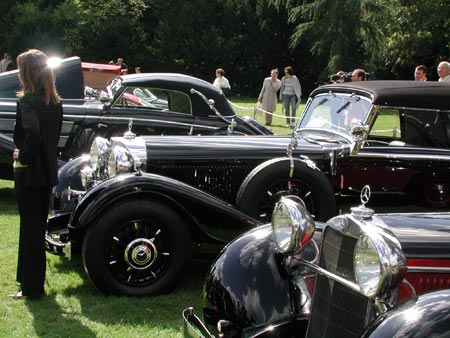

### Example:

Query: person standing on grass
xmin=212 ymin=68 xmax=231 ymax=96
xmin=279 ymin=66 xmax=302 ymax=127
xmin=10 ymin=49 xmax=63 ymax=299
xmin=257 ymin=68 xmax=281 ymax=126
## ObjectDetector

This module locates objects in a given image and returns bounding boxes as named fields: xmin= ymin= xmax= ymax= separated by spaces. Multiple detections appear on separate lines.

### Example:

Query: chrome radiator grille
xmin=306 ymin=226 xmax=370 ymax=338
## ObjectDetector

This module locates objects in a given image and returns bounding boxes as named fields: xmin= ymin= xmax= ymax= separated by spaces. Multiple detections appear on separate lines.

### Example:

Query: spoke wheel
xmin=82 ymin=199 xmax=190 ymax=296
xmin=423 ymin=178 xmax=450 ymax=207
xmin=108 ymin=219 xmax=171 ymax=287
xmin=236 ymin=158 xmax=336 ymax=222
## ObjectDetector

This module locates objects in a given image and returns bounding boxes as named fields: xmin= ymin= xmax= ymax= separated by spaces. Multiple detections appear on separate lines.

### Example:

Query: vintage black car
xmin=0 ymin=133 xmax=14 ymax=180
xmin=46 ymin=131 xmax=336 ymax=297
xmin=182 ymin=188 xmax=450 ymax=337
xmin=0 ymin=57 xmax=271 ymax=180
xmin=46 ymin=80 xmax=450 ymax=297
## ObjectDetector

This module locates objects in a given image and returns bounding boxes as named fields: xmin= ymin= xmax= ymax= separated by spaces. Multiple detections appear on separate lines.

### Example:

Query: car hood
xmin=141 ymin=130 xmax=351 ymax=161
xmin=377 ymin=213 xmax=450 ymax=258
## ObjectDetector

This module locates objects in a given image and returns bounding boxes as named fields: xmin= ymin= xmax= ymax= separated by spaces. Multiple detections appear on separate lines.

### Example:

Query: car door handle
xmin=98 ymin=123 xmax=108 ymax=128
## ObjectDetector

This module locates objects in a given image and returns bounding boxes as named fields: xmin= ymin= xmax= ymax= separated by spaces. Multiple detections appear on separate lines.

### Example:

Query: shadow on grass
xmin=46 ymin=252 xmax=209 ymax=333
xmin=25 ymin=294 xmax=97 ymax=337
xmin=70 ymin=259 xmax=208 ymax=327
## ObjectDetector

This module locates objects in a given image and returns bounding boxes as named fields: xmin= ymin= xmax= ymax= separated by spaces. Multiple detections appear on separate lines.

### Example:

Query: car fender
xmin=362 ymin=289 xmax=450 ymax=337
xmin=201 ymin=224 xmax=317 ymax=336
xmin=69 ymin=172 xmax=260 ymax=245
xmin=51 ymin=155 xmax=89 ymax=212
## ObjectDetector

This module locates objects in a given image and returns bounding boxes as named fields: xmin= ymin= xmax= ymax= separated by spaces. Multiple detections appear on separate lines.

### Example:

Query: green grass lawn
xmin=228 ymin=95 xmax=303 ymax=135
xmin=0 ymin=179 xmax=208 ymax=338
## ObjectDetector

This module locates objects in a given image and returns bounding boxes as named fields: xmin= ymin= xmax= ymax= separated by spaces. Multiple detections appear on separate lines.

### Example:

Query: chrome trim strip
xmin=99 ymin=115 xmax=220 ymax=129
xmin=300 ymin=259 xmax=362 ymax=293
xmin=407 ymin=266 xmax=450 ymax=273
xmin=379 ymin=105 xmax=450 ymax=113
xmin=356 ymin=152 xmax=450 ymax=161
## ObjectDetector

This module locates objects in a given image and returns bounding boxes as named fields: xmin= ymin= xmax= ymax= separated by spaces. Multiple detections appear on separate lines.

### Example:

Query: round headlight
xmin=80 ymin=165 xmax=95 ymax=189
xmin=354 ymin=235 xmax=381 ymax=297
xmin=272 ymin=197 xmax=314 ymax=254
xmin=89 ymin=137 xmax=109 ymax=170
xmin=107 ymin=146 xmax=134 ymax=177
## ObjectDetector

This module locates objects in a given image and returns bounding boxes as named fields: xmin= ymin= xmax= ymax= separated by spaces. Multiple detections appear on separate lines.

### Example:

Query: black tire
xmin=82 ymin=198 xmax=190 ymax=296
xmin=422 ymin=177 xmax=450 ymax=208
xmin=236 ymin=158 xmax=336 ymax=222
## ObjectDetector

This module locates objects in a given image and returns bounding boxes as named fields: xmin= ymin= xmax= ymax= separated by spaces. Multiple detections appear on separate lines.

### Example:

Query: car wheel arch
xmin=74 ymin=189 xmax=197 ymax=232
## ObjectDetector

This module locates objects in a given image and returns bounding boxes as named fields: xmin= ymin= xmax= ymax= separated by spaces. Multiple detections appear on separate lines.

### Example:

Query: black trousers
xmin=14 ymin=171 xmax=51 ymax=296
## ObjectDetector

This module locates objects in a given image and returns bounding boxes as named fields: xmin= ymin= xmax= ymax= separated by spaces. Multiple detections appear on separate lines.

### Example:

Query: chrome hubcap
xmin=124 ymin=238 xmax=157 ymax=270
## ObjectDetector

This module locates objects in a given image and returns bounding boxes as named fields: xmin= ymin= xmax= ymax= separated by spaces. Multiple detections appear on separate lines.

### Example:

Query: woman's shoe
xmin=8 ymin=291 xmax=23 ymax=299
xmin=8 ymin=291 xmax=43 ymax=299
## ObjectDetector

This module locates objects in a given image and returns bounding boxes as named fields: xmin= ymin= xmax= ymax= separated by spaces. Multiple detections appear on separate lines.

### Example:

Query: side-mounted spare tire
xmin=236 ymin=157 xmax=336 ymax=222
xmin=82 ymin=198 xmax=191 ymax=296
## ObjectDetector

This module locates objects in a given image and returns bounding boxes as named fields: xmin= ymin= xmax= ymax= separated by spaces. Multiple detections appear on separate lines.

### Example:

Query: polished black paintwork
xmin=202 ymin=224 xmax=323 ymax=336
xmin=195 ymin=212 xmax=450 ymax=337
xmin=378 ymin=212 xmax=450 ymax=258
xmin=0 ymin=58 xmax=271 ymax=180
xmin=202 ymin=225 xmax=297 ymax=331
xmin=61 ymin=171 xmax=261 ymax=254
xmin=362 ymin=289 xmax=450 ymax=337
xmin=0 ymin=133 xmax=14 ymax=180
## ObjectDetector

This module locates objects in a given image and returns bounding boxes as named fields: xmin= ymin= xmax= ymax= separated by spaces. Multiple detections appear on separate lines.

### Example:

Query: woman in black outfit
xmin=10 ymin=49 xmax=63 ymax=299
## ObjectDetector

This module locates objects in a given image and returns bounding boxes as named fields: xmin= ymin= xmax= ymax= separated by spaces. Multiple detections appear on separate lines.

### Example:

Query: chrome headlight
xmin=89 ymin=137 xmax=110 ymax=170
xmin=354 ymin=235 xmax=381 ymax=297
xmin=353 ymin=227 xmax=407 ymax=298
xmin=80 ymin=165 xmax=96 ymax=189
xmin=272 ymin=196 xmax=315 ymax=254
xmin=107 ymin=145 xmax=135 ymax=177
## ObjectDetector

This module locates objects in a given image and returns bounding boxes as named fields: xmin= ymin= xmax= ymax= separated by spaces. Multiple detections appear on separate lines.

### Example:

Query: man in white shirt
xmin=437 ymin=61 xmax=450 ymax=82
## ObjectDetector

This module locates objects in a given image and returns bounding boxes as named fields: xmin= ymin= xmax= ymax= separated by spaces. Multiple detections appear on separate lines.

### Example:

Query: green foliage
xmin=380 ymin=0 xmax=450 ymax=80
xmin=0 ymin=0 xmax=449 ymax=95
xmin=270 ymin=0 xmax=391 ymax=80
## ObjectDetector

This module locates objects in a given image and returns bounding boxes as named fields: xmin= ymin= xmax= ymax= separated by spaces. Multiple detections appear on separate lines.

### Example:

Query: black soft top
xmin=312 ymin=80 xmax=450 ymax=110
xmin=120 ymin=73 xmax=236 ymax=117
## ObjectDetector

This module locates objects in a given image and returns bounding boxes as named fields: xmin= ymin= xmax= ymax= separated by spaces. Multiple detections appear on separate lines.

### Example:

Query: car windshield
xmin=104 ymin=77 xmax=123 ymax=97
xmin=298 ymin=93 xmax=372 ymax=136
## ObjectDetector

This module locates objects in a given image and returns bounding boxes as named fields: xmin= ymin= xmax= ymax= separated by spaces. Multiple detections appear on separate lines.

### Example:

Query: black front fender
xmin=362 ymin=289 xmax=450 ymax=337
xmin=202 ymin=224 xmax=312 ymax=336
xmin=51 ymin=155 xmax=89 ymax=212
xmin=69 ymin=172 xmax=260 ymax=245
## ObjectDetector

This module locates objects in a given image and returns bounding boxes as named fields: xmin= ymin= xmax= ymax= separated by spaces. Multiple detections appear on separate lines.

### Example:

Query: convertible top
xmin=120 ymin=73 xmax=236 ymax=117
xmin=313 ymin=80 xmax=450 ymax=110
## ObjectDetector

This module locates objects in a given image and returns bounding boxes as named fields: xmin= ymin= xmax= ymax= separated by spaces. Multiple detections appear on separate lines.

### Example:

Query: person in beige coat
xmin=257 ymin=68 xmax=281 ymax=125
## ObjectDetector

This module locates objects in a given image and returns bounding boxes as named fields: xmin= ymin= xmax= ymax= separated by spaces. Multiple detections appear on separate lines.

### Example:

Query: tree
xmin=268 ymin=0 xmax=390 ymax=81
xmin=379 ymin=0 xmax=450 ymax=80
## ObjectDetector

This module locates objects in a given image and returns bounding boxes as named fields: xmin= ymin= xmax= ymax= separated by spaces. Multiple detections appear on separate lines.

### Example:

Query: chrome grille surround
xmin=305 ymin=214 xmax=407 ymax=338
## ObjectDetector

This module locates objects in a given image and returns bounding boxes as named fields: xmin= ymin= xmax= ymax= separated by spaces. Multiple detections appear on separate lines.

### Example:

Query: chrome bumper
xmin=182 ymin=307 xmax=215 ymax=338
xmin=45 ymin=234 xmax=71 ymax=259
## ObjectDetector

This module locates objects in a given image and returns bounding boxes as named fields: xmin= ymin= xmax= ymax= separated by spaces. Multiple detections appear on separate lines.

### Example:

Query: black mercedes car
xmin=46 ymin=80 xmax=450 ymax=297
xmin=182 ymin=188 xmax=450 ymax=338
xmin=0 ymin=57 xmax=271 ymax=180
